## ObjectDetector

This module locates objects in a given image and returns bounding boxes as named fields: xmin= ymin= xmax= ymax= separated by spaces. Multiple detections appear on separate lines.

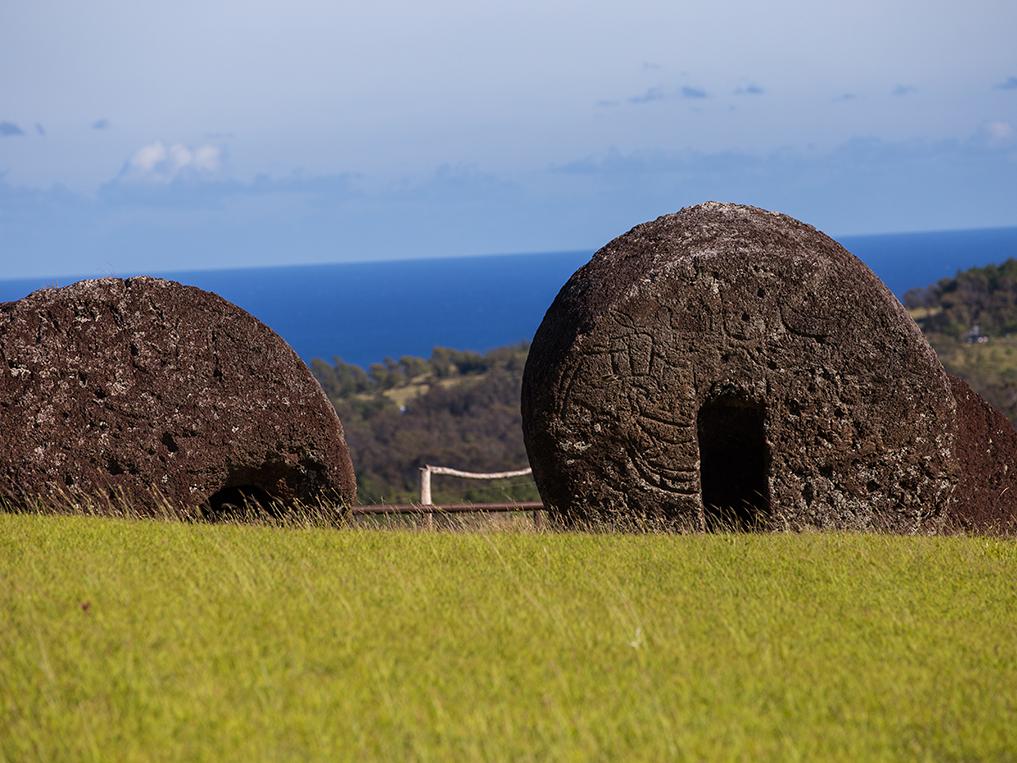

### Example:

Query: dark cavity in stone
xmin=697 ymin=394 xmax=769 ymax=529
xmin=206 ymin=484 xmax=274 ymax=517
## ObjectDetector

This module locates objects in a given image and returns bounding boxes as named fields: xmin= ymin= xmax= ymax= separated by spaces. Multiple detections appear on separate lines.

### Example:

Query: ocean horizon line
xmin=3 ymin=225 xmax=1017 ymax=367
xmin=3 ymin=222 xmax=1017 ymax=286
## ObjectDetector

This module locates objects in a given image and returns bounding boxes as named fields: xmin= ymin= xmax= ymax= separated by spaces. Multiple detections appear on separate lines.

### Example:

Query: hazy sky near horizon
xmin=2 ymin=0 xmax=1016 ymax=277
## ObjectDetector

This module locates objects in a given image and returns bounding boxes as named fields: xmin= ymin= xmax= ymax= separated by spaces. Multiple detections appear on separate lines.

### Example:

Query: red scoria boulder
xmin=947 ymin=375 xmax=1017 ymax=533
xmin=0 ymin=277 xmax=356 ymax=514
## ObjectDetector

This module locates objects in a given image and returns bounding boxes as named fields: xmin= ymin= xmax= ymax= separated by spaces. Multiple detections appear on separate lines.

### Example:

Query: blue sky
xmin=1 ymin=0 xmax=1016 ymax=278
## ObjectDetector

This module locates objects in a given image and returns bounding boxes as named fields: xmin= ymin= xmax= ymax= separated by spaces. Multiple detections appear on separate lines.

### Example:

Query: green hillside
xmin=906 ymin=258 xmax=1017 ymax=338
xmin=312 ymin=345 xmax=535 ymax=504
xmin=906 ymin=258 xmax=1017 ymax=420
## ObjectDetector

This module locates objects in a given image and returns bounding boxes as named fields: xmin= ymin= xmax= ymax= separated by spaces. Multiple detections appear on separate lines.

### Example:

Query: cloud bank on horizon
xmin=0 ymin=0 xmax=1015 ymax=278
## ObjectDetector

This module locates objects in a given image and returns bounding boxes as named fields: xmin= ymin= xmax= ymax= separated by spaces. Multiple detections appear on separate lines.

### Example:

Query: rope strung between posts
xmin=417 ymin=464 xmax=535 ymax=529
xmin=419 ymin=465 xmax=533 ymax=504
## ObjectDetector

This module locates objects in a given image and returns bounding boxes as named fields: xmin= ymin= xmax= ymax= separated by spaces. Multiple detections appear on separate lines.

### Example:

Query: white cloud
xmin=984 ymin=120 xmax=1015 ymax=145
xmin=192 ymin=145 xmax=221 ymax=171
xmin=123 ymin=140 xmax=223 ymax=182
xmin=132 ymin=142 xmax=167 ymax=171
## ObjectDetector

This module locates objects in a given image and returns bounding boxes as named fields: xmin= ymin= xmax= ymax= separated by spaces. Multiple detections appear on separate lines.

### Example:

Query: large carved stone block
xmin=0 ymin=277 xmax=356 ymax=514
xmin=522 ymin=203 xmax=957 ymax=530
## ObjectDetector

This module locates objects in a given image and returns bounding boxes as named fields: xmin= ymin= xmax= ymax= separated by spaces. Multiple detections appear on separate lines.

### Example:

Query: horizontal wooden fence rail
xmin=351 ymin=501 xmax=543 ymax=515
xmin=420 ymin=463 xmax=535 ymax=529
xmin=351 ymin=464 xmax=540 ymax=529
xmin=350 ymin=501 xmax=546 ymax=529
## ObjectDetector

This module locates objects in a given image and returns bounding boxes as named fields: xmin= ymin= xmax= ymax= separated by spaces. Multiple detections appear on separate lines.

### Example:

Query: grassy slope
xmin=3 ymin=515 xmax=1017 ymax=761
xmin=376 ymin=374 xmax=469 ymax=410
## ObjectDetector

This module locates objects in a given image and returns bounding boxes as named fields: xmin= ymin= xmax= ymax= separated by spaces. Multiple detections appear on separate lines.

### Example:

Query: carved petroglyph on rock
xmin=522 ymin=202 xmax=958 ymax=531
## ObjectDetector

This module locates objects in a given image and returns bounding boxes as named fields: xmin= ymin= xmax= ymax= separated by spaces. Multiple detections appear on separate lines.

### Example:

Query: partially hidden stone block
xmin=947 ymin=375 xmax=1017 ymax=533
xmin=522 ymin=202 xmax=957 ymax=531
xmin=0 ymin=277 xmax=356 ymax=514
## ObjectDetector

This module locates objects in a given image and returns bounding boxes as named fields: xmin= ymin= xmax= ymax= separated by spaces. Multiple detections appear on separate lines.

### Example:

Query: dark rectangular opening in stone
xmin=697 ymin=395 xmax=769 ymax=530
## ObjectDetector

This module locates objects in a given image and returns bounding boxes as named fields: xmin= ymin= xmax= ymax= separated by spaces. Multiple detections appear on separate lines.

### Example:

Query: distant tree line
xmin=905 ymin=258 xmax=1017 ymax=337
xmin=311 ymin=346 xmax=502 ymax=398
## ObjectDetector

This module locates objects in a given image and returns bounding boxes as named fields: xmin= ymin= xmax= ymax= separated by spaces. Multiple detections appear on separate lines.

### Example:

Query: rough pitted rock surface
xmin=947 ymin=375 xmax=1017 ymax=533
xmin=522 ymin=202 xmax=957 ymax=531
xmin=0 ymin=277 xmax=356 ymax=512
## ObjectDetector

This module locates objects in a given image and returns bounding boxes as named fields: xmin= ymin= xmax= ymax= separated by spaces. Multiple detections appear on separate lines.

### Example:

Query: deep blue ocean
xmin=2 ymin=226 xmax=1017 ymax=367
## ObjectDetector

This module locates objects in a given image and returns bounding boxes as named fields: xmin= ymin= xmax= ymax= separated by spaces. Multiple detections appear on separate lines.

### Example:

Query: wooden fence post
xmin=419 ymin=467 xmax=434 ymax=530
xmin=415 ymin=464 xmax=533 ymax=531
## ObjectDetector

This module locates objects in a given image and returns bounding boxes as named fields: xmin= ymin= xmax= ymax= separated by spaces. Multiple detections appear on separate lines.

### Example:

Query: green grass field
xmin=3 ymin=514 xmax=1017 ymax=761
